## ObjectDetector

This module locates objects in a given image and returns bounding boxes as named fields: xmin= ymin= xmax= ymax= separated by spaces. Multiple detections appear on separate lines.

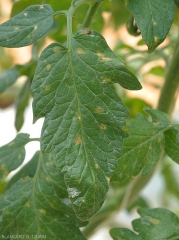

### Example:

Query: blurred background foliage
xmin=0 ymin=0 xmax=179 ymax=239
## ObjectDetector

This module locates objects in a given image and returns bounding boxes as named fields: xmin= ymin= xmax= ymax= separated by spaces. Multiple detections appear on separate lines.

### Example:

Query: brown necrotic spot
xmin=75 ymin=135 xmax=82 ymax=144
xmin=94 ymin=108 xmax=104 ymax=113
xmin=45 ymin=85 xmax=50 ymax=91
xmin=54 ymin=46 xmax=61 ymax=53
xmin=102 ymin=78 xmax=111 ymax=83
xmin=82 ymin=29 xmax=91 ymax=35
xmin=100 ymin=124 xmax=107 ymax=130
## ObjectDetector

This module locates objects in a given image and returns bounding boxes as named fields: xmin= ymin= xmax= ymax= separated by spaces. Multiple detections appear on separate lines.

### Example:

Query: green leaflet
xmin=0 ymin=66 xmax=20 ymax=93
xmin=110 ymin=208 xmax=179 ymax=240
xmin=15 ymin=79 xmax=31 ymax=131
xmin=5 ymin=151 xmax=40 ymax=190
xmin=110 ymin=228 xmax=141 ymax=240
xmin=0 ymin=4 xmax=54 ymax=48
xmin=126 ymin=0 xmax=175 ymax=53
xmin=0 ymin=153 xmax=86 ymax=239
xmin=112 ymin=107 xmax=172 ymax=182
xmin=31 ymin=30 xmax=141 ymax=221
xmin=0 ymin=133 xmax=30 ymax=182
xmin=164 ymin=128 xmax=179 ymax=164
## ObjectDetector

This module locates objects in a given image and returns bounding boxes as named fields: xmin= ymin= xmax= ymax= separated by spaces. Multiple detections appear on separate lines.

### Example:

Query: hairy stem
xmin=81 ymin=2 xmax=101 ymax=29
xmin=157 ymin=40 xmax=179 ymax=115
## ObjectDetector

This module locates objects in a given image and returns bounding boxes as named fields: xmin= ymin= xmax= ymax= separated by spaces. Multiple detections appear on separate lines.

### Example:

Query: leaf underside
xmin=31 ymin=30 xmax=141 ymax=221
xmin=0 ymin=153 xmax=86 ymax=239
xmin=110 ymin=208 xmax=179 ymax=240
xmin=126 ymin=0 xmax=175 ymax=53
xmin=0 ymin=4 xmax=54 ymax=48
xmin=112 ymin=107 xmax=172 ymax=182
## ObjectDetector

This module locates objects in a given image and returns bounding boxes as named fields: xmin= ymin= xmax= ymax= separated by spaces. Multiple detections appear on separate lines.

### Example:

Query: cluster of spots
xmin=75 ymin=135 xmax=82 ymax=144
xmin=150 ymin=218 xmax=160 ymax=224
xmin=94 ymin=108 xmax=104 ymax=113
xmin=100 ymin=123 xmax=107 ymax=130
xmin=54 ymin=46 xmax=61 ymax=53
xmin=102 ymin=78 xmax=111 ymax=83
xmin=76 ymin=48 xmax=86 ymax=55
xmin=82 ymin=29 xmax=91 ymax=35
xmin=45 ymin=85 xmax=50 ymax=91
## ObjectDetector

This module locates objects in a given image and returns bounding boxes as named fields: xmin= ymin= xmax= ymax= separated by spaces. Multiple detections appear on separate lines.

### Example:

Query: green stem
xmin=66 ymin=8 xmax=74 ymax=49
xmin=81 ymin=2 xmax=101 ymax=29
xmin=157 ymin=40 xmax=179 ymax=115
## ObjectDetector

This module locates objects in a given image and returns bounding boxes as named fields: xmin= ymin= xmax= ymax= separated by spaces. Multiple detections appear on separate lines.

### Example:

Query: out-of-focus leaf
xmin=112 ymin=107 xmax=172 ymax=182
xmin=164 ymin=128 xmax=179 ymax=164
xmin=148 ymin=66 xmax=165 ymax=77
xmin=126 ymin=0 xmax=175 ymax=53
xmin=15 ymin=79 xmax=31 ymax=132
xmin=127 ymin=197 xmax=149 ymax=212
xmin=0 ymin=4 xmax=54 ymax=47
xmin=5 ymin=151 xmax=40 ymax=190
xmin=0 ymin=66 xmax=20 ymax=94
xmin=0 ymin=133 xmax=30 ymax=190
xmin=110 ymin=208 xmax=179 ymax=240
xmin=126 ymin=16 xmax=141 ymax=36
xmin=0 ymin=153 xmax=86 ymax=238
xmin=123 ymin=98 xmax=149 ymax=118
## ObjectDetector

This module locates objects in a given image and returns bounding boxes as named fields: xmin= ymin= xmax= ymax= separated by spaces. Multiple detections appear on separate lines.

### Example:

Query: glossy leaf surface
xmin=0 ymin=4 xmax=54 ymax=47
xmin=126 ymin=0 xmax=175 ymax=53
xmin=112 ymin=108 xmax=172 ymax=182
xmin=0 ymin=153 xmax=86 ymax=239
xmin=31 ymin=30 xmax=141 ymax=221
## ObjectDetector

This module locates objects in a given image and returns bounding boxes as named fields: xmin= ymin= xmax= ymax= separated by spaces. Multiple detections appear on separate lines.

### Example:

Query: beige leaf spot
xmin=4 ymin=210 xmax=10 ymax=215
xmin=75 ymin=135 xmax=82 ymax=144
xmin=100 ymin=57 xmax=111 ymax=61
xmin=25 ymin=202 xmax=30 ymax=208
xmin=78 ymin=115 xmax=81 ymax=121
xmin=96 ymin=52 xmax=104 ymax=57
xmin=34 ymin=26 xmax=37 ymax=30
xmin=95 ymin=163 xmax=99 ymax=169
xmin=46 ymin=176 xmax=50 ymax=182
xmin=82 ymin=199 xmax=86 ymax=203
xmin=150 ymin=218 xmax=160 ymax=224
xmin=45 ymin=85 xmax=50 ymax=91
xmin=39 ymin=5 xmax=44 ymax=9
xmin=154 ymin=36 xmax=159 ymax=43
xmin=39 ymin=209 xmax=46 ymax=215
xmin=76 ymin=48 xmax=86 ymax=54
xmin=46 ymin=64 xmax=51 ymax=70
xmin=158 ymin=137 xmax=162 ymax=143
xmin=82 ymin=29 xmax=91 ymax=35
xmin=24 ymin=12 xmax=27 ymax=16
xmin=102 ymin=78 xmax=111 ymax=83
xmin=54 ymin=46 xmax=61 ymax=53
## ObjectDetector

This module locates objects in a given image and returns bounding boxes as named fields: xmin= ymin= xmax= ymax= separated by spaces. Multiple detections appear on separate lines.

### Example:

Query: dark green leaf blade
xmin=110 ymin=228 xmax=141 ymax=240
xmin=0 ymin=153 xmax=86 ymax=239
xmin=31 ymin=30 xmax=141 ymax=221
xmin=112 ymin=109 xmax=171 ymax=182
xmin=15 ymin=79 xmax=30 ymax=131
xmin=110 ymin=208 xmax=179 ymax=240
xmin=0 ymin=133 xmax=30 ymax=181
xmin=0 ymin=66 xmax=20 ymax=93
xmin=133 ymin=208 xmax=179 ymax=240
xmin=164 ymin=128 xmax=179 ymax=164
xmin=0 ymin=4 xmax=54 ymax=48
xmin=126 ymin=0 xmax=175 ymax=53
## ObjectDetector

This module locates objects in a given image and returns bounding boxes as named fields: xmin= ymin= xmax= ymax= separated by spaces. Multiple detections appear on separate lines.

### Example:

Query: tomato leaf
xmin=126 ymin=0 xmax=175 ymax=53
xmin=0 ymin=4 xmax=54 ymax=47
xmin=0 ymin=67 xmax=20 ymax=93
xmin=31 ymin=30 xmax=141 ymax=221
xmin=0 ymin=153 xmax=86 ymax=238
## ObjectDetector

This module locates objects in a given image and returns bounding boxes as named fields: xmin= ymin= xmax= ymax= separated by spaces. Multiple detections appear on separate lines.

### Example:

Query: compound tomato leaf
xmin=110 ymin=228 xmax=141 ymax=240
xmin=164 ymin=128 xmax=179 ymax=164
xmin=0 ymin=133 xmax=30 ymax=182
xmin=0 ymin=4 xmax=54 ymax=48
xmin=110 ymin=208 xmax=179 ymax=240
xmin=112 ymin=108 xmax=172 ymax=182
xmin=31 ymin=30 xmax=141 ymax=221
xmin=0 ymin=66 xmax=20 ymax=93
xmin=126 ymin=0 xmax=175 ymax=53
xmin=0 ymin=153 xmax=86 ymax=239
